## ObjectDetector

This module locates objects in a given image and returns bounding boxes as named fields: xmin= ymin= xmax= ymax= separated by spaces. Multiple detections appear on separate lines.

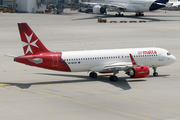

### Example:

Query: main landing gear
xmin=89 ymin=71 xmax=119 ymax=81
xmin=135 ymin=13 xmax=144 ymax=16
xmin=109 ymin=75 xmax=118 ymax=81
xmin=153 ymin=67 xmax=158 ymax=76
xmin=109 ymin=70 xmax=119 ymax=81
xmin=115 ymin=13 xmax=144 ymax=17
xmin=115 ymin=13 xmax=124 ymax=17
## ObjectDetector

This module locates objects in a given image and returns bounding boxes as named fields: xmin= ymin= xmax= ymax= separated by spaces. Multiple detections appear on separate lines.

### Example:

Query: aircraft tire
xmin=153 ymin=72 xmax=158 ymax=76
xmin=89 ymin=72 xmax=97 ymax=78
xmin=109 ymin=75 xmax=118 ymax=81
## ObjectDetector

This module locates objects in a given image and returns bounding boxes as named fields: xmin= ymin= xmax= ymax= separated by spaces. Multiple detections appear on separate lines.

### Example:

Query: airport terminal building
xmin=0 ymin=0 xmax=90 ymax=13
xmin=1 ymin=0 xmax=179 ymax=13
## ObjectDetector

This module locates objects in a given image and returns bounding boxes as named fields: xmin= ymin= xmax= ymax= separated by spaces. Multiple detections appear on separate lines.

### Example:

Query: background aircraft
xmin=81 ymin=0 xmax=180 ymax=16
xmin=13 ymin=23 xmax=176 ymax=81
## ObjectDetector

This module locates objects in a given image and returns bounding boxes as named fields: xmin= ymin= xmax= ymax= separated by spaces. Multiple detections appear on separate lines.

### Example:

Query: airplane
xmin=81 ymin=0 xmax=180 ymax=16
xmin=13 ymin=22 xmax=176 ymax=81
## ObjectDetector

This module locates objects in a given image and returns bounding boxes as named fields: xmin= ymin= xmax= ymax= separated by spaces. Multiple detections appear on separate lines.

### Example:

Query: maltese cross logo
xmin=22 ymin=33 xmax=39 ymax=54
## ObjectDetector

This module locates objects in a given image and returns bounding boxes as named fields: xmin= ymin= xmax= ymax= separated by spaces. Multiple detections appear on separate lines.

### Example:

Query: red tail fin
xmin=18 ymin=23 xmax=50 ymax=55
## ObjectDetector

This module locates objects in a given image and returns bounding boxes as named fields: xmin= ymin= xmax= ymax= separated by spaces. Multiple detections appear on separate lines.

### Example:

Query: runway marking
xmin=26 ymin=89 xmax=151 ymax=120
xmin=0 ymin=83 xmax=9 ymax=88
xmin=16 ymin=85 xmax=26 ymax=88
xmin=75 ymin=36 xmax=90 ymax=38
xmin=165 ymin=118 xmax=180 ymax=120
xmin=59 ymin=84 xmax=180 ymax=113
xmin=0 ymin=83 xmax=9 ymax=86
xmin=3 ymin=82 xmax=180 ymax=113
xmin=42 ymin=84 xmax=50 ymax=85
xmin=0 ymin=86 xmax=8 ymax=88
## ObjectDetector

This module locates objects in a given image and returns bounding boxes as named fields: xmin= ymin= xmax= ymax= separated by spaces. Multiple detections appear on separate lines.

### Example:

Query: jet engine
xmin=93 ymin=5 xmax=106 ymax=14
xmin=129 ymin=65 xmax=149 ymax=78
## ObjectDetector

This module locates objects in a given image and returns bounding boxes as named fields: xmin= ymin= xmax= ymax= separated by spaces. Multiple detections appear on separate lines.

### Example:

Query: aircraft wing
xmin=103 ymin=62 xmax=133 ymax=71
xmin=90 ymin=54 xmax=138 ymax=72
xmin=90 ymin=62 xmax=136 ymax=72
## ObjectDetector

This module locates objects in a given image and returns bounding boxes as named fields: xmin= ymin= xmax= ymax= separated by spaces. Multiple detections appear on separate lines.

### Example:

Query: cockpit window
xmin=167 ymin=52 xmax=171 ymax=56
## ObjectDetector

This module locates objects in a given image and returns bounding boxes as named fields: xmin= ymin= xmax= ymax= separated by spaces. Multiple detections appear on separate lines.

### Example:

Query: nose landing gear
xmin=153 ymin=67 xmax=158 ymax=76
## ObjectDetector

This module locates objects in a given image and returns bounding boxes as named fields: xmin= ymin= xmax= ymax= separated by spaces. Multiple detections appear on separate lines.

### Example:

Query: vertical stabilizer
xmin=18 ymin=23 xmax=50 ymax=55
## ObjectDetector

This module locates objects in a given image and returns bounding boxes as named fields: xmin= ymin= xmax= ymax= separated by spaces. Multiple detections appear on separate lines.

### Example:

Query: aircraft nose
xmin=172 ymin=55 xmax=176 ymax=63
xmin=169 ymin=55 xmax=176 ymax=64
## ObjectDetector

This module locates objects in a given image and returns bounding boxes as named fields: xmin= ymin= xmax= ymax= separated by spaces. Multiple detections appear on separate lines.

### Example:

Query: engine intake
xmin=93 ymin=5 xmax=106 ymax=14
xmin=129 ymin=65 xmax=149 ymax=78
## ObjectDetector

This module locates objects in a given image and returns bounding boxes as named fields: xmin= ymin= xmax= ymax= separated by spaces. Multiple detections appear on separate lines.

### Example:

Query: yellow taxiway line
xmin=59 ymin=84 xmax=180 ymax=113
xmin=26 ymin=88 xmax=151 ymax=120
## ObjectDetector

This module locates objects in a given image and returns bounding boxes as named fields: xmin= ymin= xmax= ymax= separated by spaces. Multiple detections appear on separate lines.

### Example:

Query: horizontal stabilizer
xmin=4 ymin=54 xmax=17 ymax=58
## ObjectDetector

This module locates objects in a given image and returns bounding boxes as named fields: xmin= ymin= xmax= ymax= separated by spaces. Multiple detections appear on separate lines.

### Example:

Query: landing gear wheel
xmin=109 ymin=75 xmax=118 ymax=81
xmin=115 ymin=13 xmax=124 ymax=17
xmin=89 ymin=72 xmax=97 ymax=78
xmin=152 ymin=67 xmax=158 ymax=76
xmin=135 ymin=13 xmax=144 ymax=16
xmin=153 ymin=72 xmax=158 ymax=76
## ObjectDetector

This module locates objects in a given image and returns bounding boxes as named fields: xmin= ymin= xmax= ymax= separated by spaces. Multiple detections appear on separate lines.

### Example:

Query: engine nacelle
xmin=129 ymin=65 xmax=149 ymax=78
xmin=93 ymin=5 xmax=106 ymax=14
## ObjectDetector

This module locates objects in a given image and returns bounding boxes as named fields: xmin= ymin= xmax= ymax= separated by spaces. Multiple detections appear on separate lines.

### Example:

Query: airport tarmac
xmin=0 ymin=9 xmax=180 ymax=120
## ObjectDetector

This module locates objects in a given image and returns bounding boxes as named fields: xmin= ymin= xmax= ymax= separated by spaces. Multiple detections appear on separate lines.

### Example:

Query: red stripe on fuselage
xmin=15 ymin=52 xmax=71 ymax=72
xmin=59 ymin=52 xmax=71 ymax=72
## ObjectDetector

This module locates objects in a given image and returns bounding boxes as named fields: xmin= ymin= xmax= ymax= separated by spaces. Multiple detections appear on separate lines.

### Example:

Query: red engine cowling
xmin=129 ymin=65 xmax=149 ymax=78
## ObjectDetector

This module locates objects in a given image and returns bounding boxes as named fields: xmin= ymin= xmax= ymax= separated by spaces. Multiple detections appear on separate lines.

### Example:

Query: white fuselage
xmin=90 ymin=0 xmax=164 ymax=13
xmin=62 ymin=47 xmax=176 ymax=72
xmin=109 ymin=0 xmax=154 ymax=12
